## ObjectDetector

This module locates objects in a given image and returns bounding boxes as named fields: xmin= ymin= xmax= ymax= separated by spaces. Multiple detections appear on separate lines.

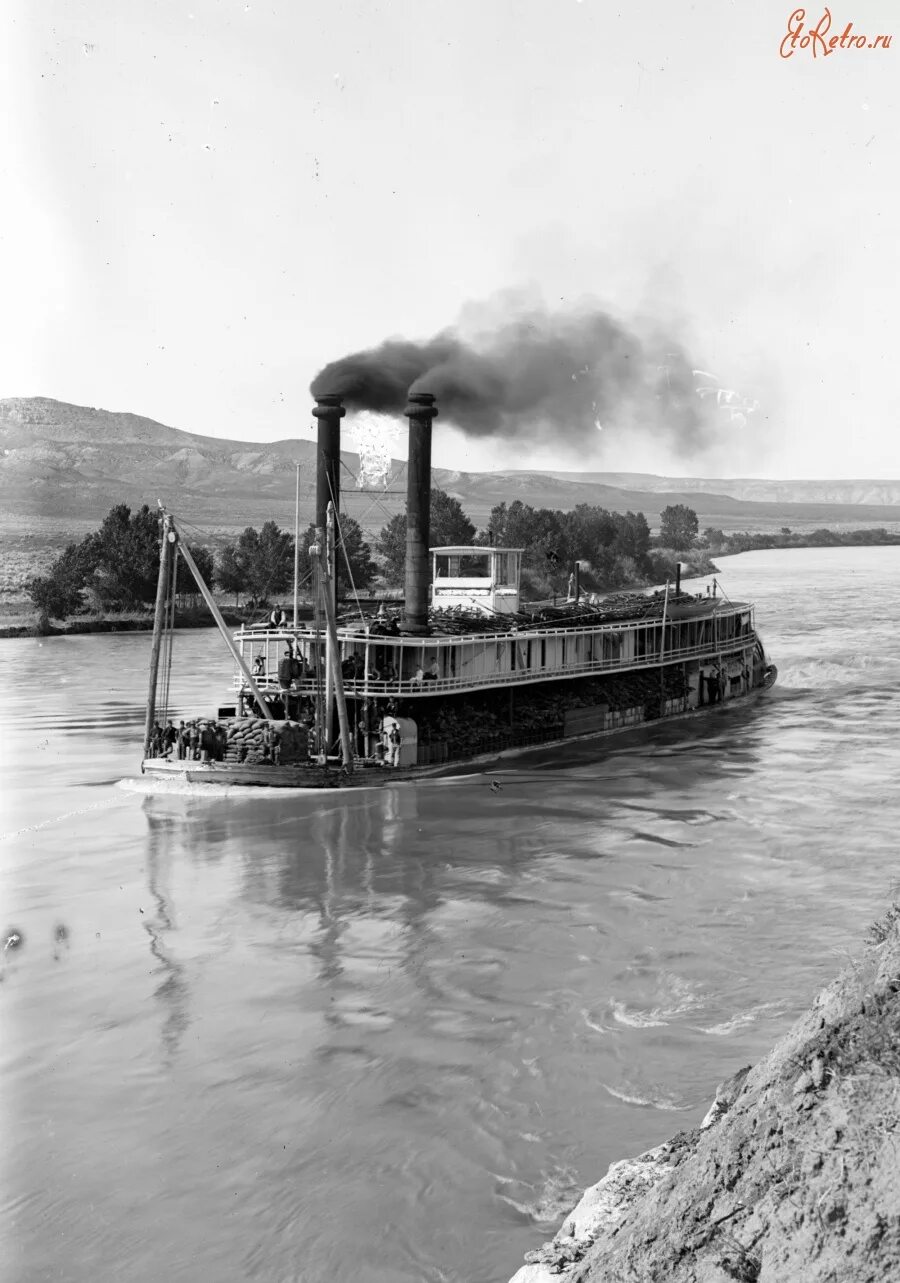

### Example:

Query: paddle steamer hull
xmin=141 ymin=656 xmax=777 ymax=789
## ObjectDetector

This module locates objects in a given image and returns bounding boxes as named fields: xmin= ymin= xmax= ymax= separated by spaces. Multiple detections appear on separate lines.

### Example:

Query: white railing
xmin=233 ymin=637 xmax=755 ymax=700
xmin=236 ymin=603 xmax=752 ymax=653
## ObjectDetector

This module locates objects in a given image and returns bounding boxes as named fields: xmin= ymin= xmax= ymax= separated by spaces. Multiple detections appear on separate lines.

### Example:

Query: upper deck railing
xmin=236 ymin=598 xmax=750 ymax=650
xmin=232 ymin=630 xmax=757 ymax=701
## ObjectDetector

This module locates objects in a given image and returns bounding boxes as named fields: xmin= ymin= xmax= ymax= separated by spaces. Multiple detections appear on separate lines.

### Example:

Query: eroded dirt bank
xmin=509 ymin=913 xmax=900 ymax=1283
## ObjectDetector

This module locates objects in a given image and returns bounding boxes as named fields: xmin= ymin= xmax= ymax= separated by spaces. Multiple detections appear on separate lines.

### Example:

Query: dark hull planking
xmin=140 ymin=683 xmax=774 ymax=790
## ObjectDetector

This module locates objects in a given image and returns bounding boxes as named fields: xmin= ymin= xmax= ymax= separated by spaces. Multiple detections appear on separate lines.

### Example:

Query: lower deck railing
xmin=234 ymin=638 xmax=755 ymax=700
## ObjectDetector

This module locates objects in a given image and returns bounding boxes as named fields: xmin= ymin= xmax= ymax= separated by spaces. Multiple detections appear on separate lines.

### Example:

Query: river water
xmin=2 ymin=546 xmax=899 ymax=1283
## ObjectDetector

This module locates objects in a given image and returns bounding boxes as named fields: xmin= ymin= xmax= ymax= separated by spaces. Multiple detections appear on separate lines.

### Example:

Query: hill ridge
xmin=4 ymin=397 xmax=900 ymax=537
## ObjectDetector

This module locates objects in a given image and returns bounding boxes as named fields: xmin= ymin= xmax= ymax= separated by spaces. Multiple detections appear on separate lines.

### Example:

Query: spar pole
xmin=143 ymin=511 xmax=172 ymax=757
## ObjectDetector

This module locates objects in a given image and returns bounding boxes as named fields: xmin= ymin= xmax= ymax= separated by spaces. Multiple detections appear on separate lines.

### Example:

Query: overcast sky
xmin=3 ymin=0 xmax=898 ymax=477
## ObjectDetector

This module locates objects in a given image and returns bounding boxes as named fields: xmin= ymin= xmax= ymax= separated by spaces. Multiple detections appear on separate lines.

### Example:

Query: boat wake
xmin=778 ymin=656 xmax=898 ymax=690
xmin=118 ymin=771 xmax=484 ymax=798
xmin=117 ymin=776 xmax=327 ymax=798
xmin=0 ymin=793 xmax=131 ymax=843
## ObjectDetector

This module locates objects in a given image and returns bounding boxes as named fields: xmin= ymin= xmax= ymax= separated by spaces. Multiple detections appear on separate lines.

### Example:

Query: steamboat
xmin=141 ymin=392 xmax=776 ymax=788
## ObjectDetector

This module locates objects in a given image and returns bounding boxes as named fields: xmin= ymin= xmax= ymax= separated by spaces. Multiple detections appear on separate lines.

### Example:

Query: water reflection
xmin=143 ymin=811 xmax=191 ymax=1059
xmin=132 ymin=694 xmax=782 ymax=1070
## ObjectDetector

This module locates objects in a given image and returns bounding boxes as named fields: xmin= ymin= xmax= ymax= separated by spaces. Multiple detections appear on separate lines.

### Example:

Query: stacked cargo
xmin=222 ymin=719 xmax=310 ymax=766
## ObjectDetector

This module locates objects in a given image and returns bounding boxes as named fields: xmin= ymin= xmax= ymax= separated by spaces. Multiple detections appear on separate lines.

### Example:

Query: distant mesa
xmin=3 ymin=397 xmax=900 ymax=537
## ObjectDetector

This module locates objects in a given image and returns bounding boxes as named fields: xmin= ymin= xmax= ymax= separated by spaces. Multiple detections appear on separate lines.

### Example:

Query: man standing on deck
xmin=291 ymin=648 xmax=305 ymax=683
xmin=388 ymin=721 xmax=402 ymax=767
xmin=278 ymin=647 xmax=294 ymax=719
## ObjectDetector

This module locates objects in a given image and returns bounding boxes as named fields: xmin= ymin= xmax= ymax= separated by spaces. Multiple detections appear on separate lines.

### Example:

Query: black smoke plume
xmin=311 ymin=302 xmax=724 ymax=452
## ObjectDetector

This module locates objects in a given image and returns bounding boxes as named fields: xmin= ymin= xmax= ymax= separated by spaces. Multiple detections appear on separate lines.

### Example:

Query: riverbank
xmin=707 ymin=527 xmax=900 ymax=557
xmin=0 ymin=606 xmax=247 ymax=639
xmin=509 ymin=908 xmax=900 ymax=1283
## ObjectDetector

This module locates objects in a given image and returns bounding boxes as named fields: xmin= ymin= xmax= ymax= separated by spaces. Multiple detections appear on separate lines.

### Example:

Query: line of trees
xmin=27 ymin=504 xmax=214 ymax=622
xmin=373 ymin=495 xmax=705 ymax=598
xmin=375 ymin=489 xmax=477 ymax=584
xmin=702 ymin=525 xmax=900 ymax=555
xmin=478 ymin=499 xmax=653 ymax=596
xmin=27 ymin=496 xmax=708 ymax=623
xmin=27 ymin=504 xmax=380 ymax=621
xmin=216 ymin=517 xmax=378 ymax=604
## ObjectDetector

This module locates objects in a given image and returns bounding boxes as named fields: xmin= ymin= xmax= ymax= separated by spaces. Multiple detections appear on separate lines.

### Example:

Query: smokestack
xmin=675 ymin=562 xmax=681 ymax=594
xmin=312 ymin=395 xmax=344 ymax=615
xmin=312 ymin=395 xmax=345 ymax=534
xmin=402 ymin=392 xmax=438 ymax=634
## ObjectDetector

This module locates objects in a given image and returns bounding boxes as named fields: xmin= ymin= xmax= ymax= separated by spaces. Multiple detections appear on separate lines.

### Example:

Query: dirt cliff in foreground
xmin=510 ymin=912 xmax=900 ymax=1283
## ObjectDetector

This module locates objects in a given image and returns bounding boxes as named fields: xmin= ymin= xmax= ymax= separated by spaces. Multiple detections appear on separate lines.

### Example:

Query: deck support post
xmin=659 ymin=579 xmax=670 ymax=716
xmin=363 ymin=632 xmax=371 ymax=757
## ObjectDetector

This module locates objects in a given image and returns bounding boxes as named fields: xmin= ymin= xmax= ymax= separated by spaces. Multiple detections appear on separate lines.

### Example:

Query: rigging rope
xmin=713 ymin=577 xmax=734 ymax=606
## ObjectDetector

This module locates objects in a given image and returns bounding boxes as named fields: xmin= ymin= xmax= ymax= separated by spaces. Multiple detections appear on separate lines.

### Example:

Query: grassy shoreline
xmin=0 ymin=606 xmax=246 ymax=640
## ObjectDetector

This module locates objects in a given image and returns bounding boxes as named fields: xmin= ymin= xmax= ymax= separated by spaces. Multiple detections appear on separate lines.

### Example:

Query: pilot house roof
xmin=430 ymin=545 xmax=526 ymax=555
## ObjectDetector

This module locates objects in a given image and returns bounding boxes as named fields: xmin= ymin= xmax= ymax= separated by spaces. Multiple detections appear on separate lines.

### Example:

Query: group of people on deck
xmin=250 ymin=640 xmax=445 ymax=693
xmin=148 ymin=719 xmax=225 ymax=761
xmin=411 ymin=659 xmax=441 ymax=685
xmin=339 ymin=652 xmax=401 ymax=685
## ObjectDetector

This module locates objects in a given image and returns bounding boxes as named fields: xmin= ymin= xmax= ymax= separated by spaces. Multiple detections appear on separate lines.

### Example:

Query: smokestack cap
xmin=312 ymin=394 xmax=346 ymax=420
xmin=404 ymin=391 xmax=438 ymax=421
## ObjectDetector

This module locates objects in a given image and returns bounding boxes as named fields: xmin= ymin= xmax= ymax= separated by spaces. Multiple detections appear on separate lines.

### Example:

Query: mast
xmin=293 ymin=462 xmax=300 ymax=629
xmin=143 ymin=512 xmax=172 ymax=757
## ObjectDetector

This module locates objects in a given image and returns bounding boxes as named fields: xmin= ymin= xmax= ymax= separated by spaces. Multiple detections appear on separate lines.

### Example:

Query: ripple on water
xmin=600 ymin=1082 xmax=693 ymax=1111
xmin=494 ymin=1165 xmax=583 ymax=1226
xmin=695 ymin=1000 xmax=787 ymax=1037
